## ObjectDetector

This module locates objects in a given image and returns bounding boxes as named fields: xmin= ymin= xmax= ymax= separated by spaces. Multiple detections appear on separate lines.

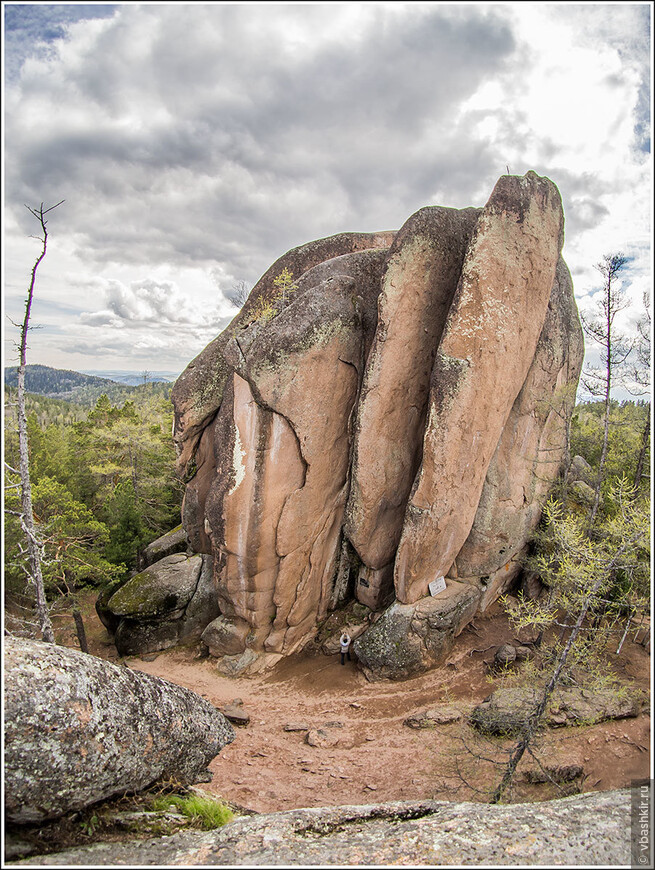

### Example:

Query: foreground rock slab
xmin=11 ymin=791 xmax=630 ymax=866
xmin=4 ymin=638 xmax=235 ymax=823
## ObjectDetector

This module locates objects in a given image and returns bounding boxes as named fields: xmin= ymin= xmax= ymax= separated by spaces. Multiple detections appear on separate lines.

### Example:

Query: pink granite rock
xmin=394 ymin=171 xmax=565 ymax=604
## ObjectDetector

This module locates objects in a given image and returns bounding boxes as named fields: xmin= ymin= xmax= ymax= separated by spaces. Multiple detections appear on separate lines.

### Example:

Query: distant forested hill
xmin=4 ymin=365 xmax=117 ymax=395
xmin=3 ymin=365 xmax=172 ymax=406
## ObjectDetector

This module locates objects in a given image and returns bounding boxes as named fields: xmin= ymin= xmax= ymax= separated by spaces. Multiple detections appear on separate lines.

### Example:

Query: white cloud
xmin=2 ymin=2 xmax=651 ymax=386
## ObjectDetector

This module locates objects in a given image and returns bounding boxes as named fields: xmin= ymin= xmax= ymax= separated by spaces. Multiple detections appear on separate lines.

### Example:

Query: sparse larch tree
xmin=580 ymin=253 xmax=632 ymax=526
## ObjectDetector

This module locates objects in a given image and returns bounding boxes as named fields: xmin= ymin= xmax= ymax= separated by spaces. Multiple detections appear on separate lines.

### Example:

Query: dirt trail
xmin=73 ymin=598 xmax=650 ymax=814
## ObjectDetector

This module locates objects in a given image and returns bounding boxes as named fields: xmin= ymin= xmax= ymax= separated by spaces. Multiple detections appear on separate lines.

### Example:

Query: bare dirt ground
xmin=59 ymin=594 xmax=651 ymax=815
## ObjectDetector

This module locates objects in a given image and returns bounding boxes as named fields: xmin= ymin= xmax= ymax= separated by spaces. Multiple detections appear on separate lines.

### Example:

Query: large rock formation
xmin=4 ymin=637 xmax=235 ymax=823
xmin=165 ymin=171 xmax=582 ymax=677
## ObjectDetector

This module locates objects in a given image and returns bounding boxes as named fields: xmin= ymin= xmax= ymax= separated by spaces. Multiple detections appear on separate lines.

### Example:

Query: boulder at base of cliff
xmin=353 ymin=580 xmax=480 ymax=680
xmin=106 ymin=553 xmax=219 ymax=656
xmin=140 ymin=525 xmax=189 ymax=568
xmin=4 ymin=637 xmax=235 ymax=823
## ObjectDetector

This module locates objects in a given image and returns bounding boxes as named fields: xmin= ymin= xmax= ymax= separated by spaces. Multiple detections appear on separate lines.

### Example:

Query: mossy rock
xmin=108 ymin=554 xmax=203 ymax=619
xmin=141 ymin=526 xmax=189 ymax=569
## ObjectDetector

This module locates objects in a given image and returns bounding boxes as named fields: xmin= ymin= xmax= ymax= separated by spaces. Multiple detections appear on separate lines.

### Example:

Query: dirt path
xmin=70 ymin=598 xmax=650 ymax=814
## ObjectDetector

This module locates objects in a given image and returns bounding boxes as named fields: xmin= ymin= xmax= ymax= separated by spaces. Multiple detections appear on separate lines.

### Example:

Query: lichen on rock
xmin=4 ymin=637 xmax=235 ymax=823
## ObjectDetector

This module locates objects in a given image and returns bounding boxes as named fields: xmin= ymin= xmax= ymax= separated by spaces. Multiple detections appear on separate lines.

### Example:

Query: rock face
xmin=12 ymin=791 xmax=631 ymax=866
xmin=163 ymin=171 xmax=582 ymax=677
xmin=4 ymin=637 xmax=235 ymax=823
xmin=104 ymin=553 xmax=220 ymax=656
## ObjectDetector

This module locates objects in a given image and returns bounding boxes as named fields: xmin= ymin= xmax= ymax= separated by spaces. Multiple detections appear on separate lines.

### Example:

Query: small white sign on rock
xmin=428 ymin=576 xmax=447 ymax=597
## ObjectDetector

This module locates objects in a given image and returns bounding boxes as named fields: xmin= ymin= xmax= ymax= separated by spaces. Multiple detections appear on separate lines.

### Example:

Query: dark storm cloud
xmin=5 ymin=4 xmax=515 ymax=285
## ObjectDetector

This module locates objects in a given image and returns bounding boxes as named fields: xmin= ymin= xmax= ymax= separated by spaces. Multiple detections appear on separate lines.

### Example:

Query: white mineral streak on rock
xmin=228 ymin=428 xmax=246 ymax=496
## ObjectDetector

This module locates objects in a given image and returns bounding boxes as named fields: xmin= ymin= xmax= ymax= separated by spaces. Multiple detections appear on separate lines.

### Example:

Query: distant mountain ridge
xmin=4 ymin=365 xmax=176 ymax=404
xmin=4 ymin=365 xmax=118 ymax=395
xmin=80 ymin=370 xmax=178 ymax=386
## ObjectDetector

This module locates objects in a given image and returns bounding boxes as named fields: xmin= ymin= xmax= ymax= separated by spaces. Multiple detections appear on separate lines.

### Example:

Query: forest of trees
xmin=4 ymin=364 xmax=173 ymax=407
xmin=4 ymin=385 xmax=184 ymax=614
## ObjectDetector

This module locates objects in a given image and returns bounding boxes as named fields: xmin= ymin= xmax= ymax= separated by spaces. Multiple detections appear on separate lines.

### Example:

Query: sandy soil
xmin=63 ymin=596 xmax=651 ymax=815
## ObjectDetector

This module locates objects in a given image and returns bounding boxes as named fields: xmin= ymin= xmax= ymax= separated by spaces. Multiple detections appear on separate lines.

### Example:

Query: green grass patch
xmin=149 ymin=793 xmax=235 ymax=830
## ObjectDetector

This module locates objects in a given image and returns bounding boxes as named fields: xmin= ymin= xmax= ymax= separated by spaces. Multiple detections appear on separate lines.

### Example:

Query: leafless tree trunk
xmin=72 ymin=604 xmax=90 ymax=653
xmin=14 ymin=200 xmax=64 ymax=644
xmin=581 ymin=254 xmax=631 ymax=528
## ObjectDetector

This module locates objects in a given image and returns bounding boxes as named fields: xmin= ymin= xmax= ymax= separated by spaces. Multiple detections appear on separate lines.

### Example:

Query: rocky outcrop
xmin=345 ymin=206 xmax=479 ymax=598
xmin=171 ymin=231 xmax=396 ymax=476
xmin=162 ymin=170 xmax=582 ymax=677
xmin=393 ymin=172 xmax=565 ymax=604
xmin=353 ymin=580 xmax=480 ymax=680
xmin=139 ymin=525 xmax=189 ymax=568
xmin=104 ymin=553 xmax=219 ymax=656
xmin=452 ymin=257 xmax=584 ymax=587
xmin=470 ymin=686 xmax=646 ymax=736
xmin=4 ymin=637 xmax=234 ymax=823
xmin=11 ymin=791 xmax=631 ymax=865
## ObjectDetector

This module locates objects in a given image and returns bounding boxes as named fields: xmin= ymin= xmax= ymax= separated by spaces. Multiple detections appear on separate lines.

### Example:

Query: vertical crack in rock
xmin=171 ymin=232 xmax=396 ymax=476
xmin=394 ymin=172 xmax=565 ymax=604
xmin=345 ymin=207 xmax=480 ymax=583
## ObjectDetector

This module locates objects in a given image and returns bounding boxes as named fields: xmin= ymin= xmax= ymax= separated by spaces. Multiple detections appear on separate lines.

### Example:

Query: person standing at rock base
xmin=340 ymin=631 xmax=352 ymax=665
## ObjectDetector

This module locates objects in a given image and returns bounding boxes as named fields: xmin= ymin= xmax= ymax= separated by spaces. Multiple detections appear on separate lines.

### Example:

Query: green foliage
xmin=4 ymin=387 xmax=183 ymax=609
xmin=245 ymin=268 xmax=299 ymax=326
xmin=79 ymin=814 xmax=100 ymax=837
xmin=517 ymin=476 xmax=649 ymax=680
xmin=149 ymin=793 xmax=234 ymax=829
xmin=570 ymin=400 xmax=650 ymax=498
xmin=102 ymin=480 xmax=145 ymax=569
xmin=4 ymin=475 xmax=123 ymax=598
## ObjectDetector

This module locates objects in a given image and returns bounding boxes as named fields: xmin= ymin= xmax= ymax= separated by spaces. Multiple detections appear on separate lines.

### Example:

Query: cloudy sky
xmin=2 ymin=3 xmax=652 ymax=393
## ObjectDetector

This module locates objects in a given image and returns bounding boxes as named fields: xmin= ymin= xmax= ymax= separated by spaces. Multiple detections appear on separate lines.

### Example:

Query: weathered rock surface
xmin=470 ymin=686 xmax=646 ymax=736
xmin=404 ymin=705 xmax=464 ymax=728
xmin=346 ymin=206 xmax=479 ymax=594
xmin=394 ymin=172 xmax=564 ymax=604
xmin=354 ymin=581 xmax=480 ymax=680
xmin=3 ymin=637 xmax=234 ymax=823
xmin=452 ymin=257 xmax=584 ymax=582
xmin=139 ymin=525 xmax=189 ymax=568
xmin=160 ymin=171 xmax=583 ymax=677
xmin=107 ymin=554 xmax=219 ymax=656
xmin=11 ymin=791 xmax=631 ymax=866
xmin=171 ymin=230 xmax=396 ymax=476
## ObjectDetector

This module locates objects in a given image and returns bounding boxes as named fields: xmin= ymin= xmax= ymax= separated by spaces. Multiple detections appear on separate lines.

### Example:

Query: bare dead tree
xmin=631 ymin=292 xmax=651 ymax=497
xmin=580 ymin=253 xmax=632 ymax=527
xmin=11 ymin=200 xmax=65 ymax=643
xmin=490 ymin=527 xmax=645 ymax=804
xmin=228 ymin=280 xmax=252 ymax=308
